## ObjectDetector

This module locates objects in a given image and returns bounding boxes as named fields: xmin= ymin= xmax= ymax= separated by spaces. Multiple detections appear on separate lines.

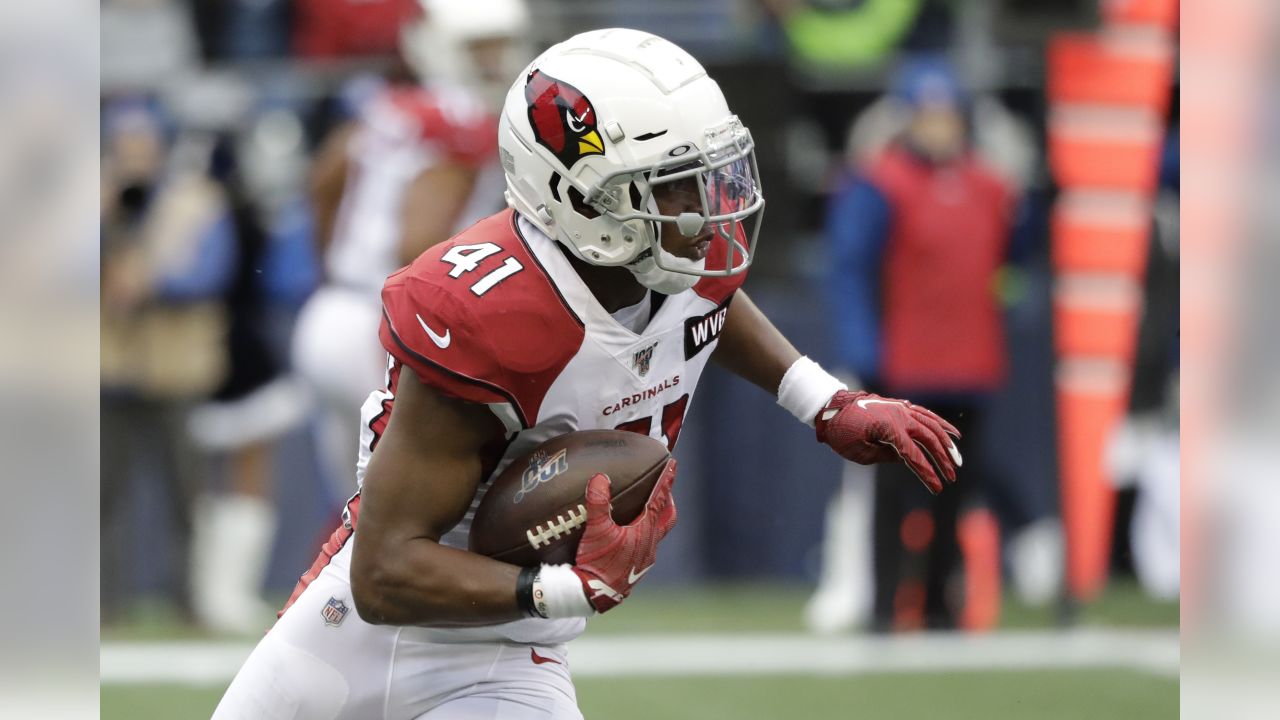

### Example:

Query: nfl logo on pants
xmin=322 ymin=596 xmax=350 ymax=627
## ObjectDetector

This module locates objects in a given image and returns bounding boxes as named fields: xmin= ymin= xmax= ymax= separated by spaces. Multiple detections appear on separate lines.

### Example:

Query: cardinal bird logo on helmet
xmin=525 ymin=69 xmax=605 ymax=169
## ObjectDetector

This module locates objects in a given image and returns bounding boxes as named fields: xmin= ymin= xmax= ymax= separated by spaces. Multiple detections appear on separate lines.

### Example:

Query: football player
xmin=291 ymin=0 xmax=532 ymax=499
xmin=214 ymin=29 xmax=961 ymax=719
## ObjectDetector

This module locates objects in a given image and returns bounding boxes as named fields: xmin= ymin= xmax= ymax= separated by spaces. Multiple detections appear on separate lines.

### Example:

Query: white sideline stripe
xmin=100 ymin=629 xmax=1179 ymax=686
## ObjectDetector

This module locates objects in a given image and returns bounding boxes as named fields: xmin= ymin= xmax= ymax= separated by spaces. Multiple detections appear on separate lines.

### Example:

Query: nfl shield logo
xmin=632 ymin=343 xmax=657 ymax=377
xmin=322 ymin=597 xmax=349 ymax=627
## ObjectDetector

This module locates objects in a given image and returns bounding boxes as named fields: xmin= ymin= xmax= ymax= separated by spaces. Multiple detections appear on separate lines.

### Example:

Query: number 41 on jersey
xmin=441 ymin=243 xmax=524 ymax=296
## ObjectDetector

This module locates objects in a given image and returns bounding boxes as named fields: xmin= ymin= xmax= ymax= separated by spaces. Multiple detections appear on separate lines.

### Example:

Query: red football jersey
xmin=350 ymin=209 xmax=745 ymax=645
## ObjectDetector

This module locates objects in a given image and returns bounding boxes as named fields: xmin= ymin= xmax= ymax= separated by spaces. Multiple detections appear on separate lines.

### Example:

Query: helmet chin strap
xmin=621 ymin=194 xmax=704 ymax=294
xmin=628 ymin=247 xmax=703 ymax=294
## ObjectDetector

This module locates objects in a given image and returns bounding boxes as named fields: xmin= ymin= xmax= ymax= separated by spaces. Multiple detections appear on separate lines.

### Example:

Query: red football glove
xmin=571 ymin=459 xmax=678 ymax=613
xmin=815 ymin=390 xmax=963 ymax=494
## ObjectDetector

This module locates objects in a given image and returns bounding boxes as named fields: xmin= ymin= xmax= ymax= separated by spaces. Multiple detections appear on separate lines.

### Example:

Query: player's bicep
xmin=713 ymin=289 xmax=801 ymax=394
xmin=358 ymin=370 xmax=505 ymax=545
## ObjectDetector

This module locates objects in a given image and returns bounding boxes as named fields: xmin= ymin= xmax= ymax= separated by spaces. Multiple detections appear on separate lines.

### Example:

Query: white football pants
xmin=212 ymin=541 xmax=582 ymax=720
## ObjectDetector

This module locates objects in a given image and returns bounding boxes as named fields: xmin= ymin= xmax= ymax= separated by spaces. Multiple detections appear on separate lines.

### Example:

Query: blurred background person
xmin=189 ymin=0 xmax=292 ymax=61
xmin=102 ymin=82 xmax=318 ymax=635
xmin=292 ymin=0 xmax=422 ymax=60
xmin=762 ymin=0 xmax=950 ymax=72
xmin=291 ymin=0 xmax=532 ymax=500
xmin=100 ymin=97 xmax=230 ymax=626
xmin=184 ymin=109 xmax=316 ymax=635
xmin=812 ymin=55 xmax=1041 ymax=633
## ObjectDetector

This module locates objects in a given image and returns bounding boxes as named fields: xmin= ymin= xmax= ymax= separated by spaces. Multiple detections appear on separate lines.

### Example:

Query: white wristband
xmin=777 ymin=356 xmax=848 ymax=428
xmin=533 ymin=564 xmax=596 ymax=619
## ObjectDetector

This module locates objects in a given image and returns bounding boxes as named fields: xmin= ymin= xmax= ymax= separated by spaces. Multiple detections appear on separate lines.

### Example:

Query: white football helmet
xmin=400 ymin=0 xmax=532 ymax=109
xmin=498 ymin=29 xmax=765 ymax=294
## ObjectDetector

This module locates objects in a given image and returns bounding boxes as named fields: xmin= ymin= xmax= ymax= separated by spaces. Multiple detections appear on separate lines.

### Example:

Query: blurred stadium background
xmin=99 ymin=0 xmax=1179 ymax=717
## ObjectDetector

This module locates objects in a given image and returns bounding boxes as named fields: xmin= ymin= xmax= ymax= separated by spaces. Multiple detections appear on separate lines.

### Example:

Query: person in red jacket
xmin=824 ymin=56 xmax=1024 ymax=631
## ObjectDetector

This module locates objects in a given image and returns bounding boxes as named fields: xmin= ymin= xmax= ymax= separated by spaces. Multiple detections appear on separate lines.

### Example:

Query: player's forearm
xmin=714 ymin=290 xmax=848 ymax=428
xmin=309 ymin=123 xmax=354 ymax=258
xmin=711 ymin=289 xmax=801 ymax=394
xmin=397 ymin=163 xmax=478 ymax=265
xmin=351 ymin=537 xmax=526 ymax=627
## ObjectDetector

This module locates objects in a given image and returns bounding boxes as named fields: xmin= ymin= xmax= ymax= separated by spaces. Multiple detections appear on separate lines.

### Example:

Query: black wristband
xmin=516 ymin=566 xmax=540 ymax=618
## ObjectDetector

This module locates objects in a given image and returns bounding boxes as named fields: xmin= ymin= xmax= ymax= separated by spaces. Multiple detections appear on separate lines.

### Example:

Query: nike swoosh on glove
xmin=814 ymin=391 xmax=963 ymax=494
xmin=571 ymin=459 xmax=678 ymax=613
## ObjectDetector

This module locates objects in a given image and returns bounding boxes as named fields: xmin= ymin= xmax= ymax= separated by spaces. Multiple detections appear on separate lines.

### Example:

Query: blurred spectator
xmin=762 ymin=0 xmax=953 ymax=71
xmin=190 ymin=0 xmax=293 ymax=61
xmin=291 ymin=0 xmax=532 ymax=499
xmin=813 ymin=56 xmax=1034 ymax=632
xmin=184 ymin=130 xmax=312 ymax=635
xmin=293 ymin=0 xmax=418 ymax=58
xmin=100 ymin=98 xmax=230 ymax=623
xmin=237 ymin=104 xmax=323 ymax=311
xmin=843 ymin=88 xmax=1038 ymax=196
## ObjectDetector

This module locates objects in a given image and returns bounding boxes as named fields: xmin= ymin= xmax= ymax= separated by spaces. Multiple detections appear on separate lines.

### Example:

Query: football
xmin=469 ymin=430 xmax=671 ymax=566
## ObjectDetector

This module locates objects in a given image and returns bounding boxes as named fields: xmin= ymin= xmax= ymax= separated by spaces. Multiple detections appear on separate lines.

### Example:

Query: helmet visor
xmin=597 ymin=116 xmax=765 ymax=277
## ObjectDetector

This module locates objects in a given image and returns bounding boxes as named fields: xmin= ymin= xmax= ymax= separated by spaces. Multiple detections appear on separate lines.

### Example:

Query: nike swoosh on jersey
xmin=530 ymin=647 xmax=562 ymax=665
xmin=415 ymin=313 xmax=451 ymax=349
xmin=627 ymin=565 xmax=653 ymax=584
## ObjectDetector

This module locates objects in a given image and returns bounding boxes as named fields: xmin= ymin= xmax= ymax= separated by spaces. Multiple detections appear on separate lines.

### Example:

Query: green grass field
xmin=101 ymin=581 xmax=1179 ymax=719
xmin=103 ymin=669 xmax=1177 ymax=720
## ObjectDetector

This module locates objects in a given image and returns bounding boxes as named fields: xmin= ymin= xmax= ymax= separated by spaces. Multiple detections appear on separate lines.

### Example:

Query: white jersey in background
xmin=292 ymin=83 xmax=504 ymax=499
xmin=326 ymin=84 xmax=500 ymax=292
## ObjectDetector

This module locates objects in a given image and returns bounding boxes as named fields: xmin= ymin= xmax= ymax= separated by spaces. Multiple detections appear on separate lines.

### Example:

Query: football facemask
xmin=589 ymin=116 xmax=765 ymax=280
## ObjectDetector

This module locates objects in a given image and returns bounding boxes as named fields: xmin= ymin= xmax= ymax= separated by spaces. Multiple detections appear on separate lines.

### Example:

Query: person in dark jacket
xmin=823 ymin=56 xmax=1026 ymax=631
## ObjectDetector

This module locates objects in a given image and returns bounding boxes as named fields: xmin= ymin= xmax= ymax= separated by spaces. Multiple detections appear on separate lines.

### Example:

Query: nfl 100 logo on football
xmin=322 ymin=596 xmax=350 ymax=627
xmin=513 ymin=449 xmax=569 ymax=504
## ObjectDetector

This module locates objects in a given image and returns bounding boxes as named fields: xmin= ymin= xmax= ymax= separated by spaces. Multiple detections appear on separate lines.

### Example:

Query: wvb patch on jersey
xmin=322 ymin=596 xmax=350 ymax=627
xmin=684 ymin=298 xmax=732 ymax=359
